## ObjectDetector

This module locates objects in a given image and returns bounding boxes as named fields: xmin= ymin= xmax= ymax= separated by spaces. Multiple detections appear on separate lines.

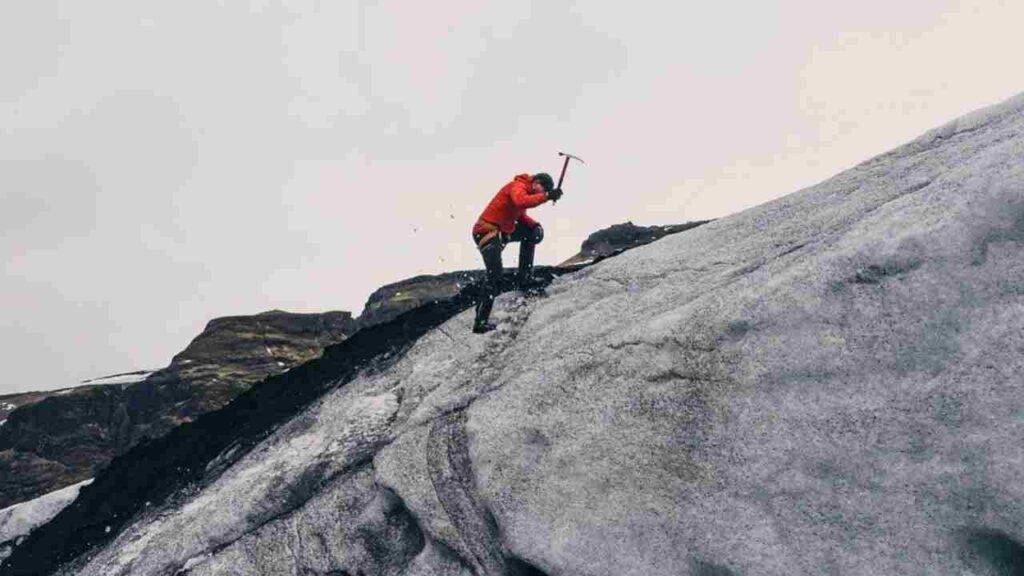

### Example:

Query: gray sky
xmin=2 ymin=0 xmax=1022 ymax=394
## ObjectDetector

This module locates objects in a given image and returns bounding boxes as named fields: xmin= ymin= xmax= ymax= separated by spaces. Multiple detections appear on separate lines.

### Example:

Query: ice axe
xmin=553 ymin=151 xmax=584 ymax=204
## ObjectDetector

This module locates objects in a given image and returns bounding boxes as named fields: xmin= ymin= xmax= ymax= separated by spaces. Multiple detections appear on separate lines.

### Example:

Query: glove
xmin=547 ymin=188 xmax=563 ymax=202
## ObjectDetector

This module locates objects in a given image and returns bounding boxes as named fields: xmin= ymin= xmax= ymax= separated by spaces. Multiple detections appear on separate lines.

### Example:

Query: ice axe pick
xmin=554 ymin=151 xmax=584 ymax=204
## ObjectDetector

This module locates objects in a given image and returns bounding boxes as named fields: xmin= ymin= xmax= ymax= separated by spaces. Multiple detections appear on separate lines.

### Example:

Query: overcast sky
xmin=2 ymin=1 xmax=1022 ymax=394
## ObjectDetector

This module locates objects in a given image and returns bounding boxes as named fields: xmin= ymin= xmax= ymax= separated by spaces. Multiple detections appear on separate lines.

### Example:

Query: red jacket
xmin=473 ymin=174 xmax=549 ymax=234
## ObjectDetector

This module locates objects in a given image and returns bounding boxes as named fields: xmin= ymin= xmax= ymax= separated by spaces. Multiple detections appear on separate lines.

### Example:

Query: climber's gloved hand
xmin=547 ymin=188 xmax=564 ymax=202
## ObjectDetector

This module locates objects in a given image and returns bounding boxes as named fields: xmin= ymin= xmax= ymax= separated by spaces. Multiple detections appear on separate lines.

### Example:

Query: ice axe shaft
xmin=554 ymin=151 xmax=584 ymax=204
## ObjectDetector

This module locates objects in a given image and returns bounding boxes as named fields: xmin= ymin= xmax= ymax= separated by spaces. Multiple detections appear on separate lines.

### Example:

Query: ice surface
xmin=66 ymin=92 xmax=1024 ymax=576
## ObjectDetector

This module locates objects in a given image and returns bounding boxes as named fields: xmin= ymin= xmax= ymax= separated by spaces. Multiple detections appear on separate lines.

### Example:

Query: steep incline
xmin=0 ymin=221 xmax=672 ymax=537
xmin=1 ymin=266 xmax=575 ymax=575
xmin=9 ymin=92 xmax=1024 ymax=575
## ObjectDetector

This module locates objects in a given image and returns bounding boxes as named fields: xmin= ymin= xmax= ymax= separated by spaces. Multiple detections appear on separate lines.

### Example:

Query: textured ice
xmin=66 ymin=92 xmax=1024 ymax=575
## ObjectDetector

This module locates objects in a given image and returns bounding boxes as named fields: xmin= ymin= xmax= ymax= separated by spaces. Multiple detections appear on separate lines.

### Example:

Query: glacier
xmin=7 ymin=92 xmax=1024 ymax=575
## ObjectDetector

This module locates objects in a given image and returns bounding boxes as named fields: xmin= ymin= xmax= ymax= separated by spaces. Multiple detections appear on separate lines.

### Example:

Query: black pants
xmin=471 ymin=222 xmax=543 ymax=326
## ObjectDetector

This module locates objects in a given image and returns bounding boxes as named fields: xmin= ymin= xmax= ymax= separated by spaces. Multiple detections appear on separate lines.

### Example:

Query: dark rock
xmin=161 ymin=310 xmax=356 ymax=387
xmin=559 ymin=220 xmax=711 ymax=266
xmin=0 ymin=391 xmax=65 ymax=423
xmin=357 ymin=272 xmax=483 ymax=329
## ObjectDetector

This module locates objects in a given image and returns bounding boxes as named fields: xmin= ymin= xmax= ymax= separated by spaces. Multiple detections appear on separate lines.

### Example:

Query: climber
xmin=470 ymin=172 xmax=563 ymax=334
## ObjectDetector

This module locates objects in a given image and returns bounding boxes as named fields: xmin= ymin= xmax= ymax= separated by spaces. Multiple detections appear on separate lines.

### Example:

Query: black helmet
xmin=532 ymin=173 xmax=554 ymax=192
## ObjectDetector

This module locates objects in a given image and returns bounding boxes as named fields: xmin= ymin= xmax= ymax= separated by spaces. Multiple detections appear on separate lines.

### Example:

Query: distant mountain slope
xmin=0 ymin=392 xmax=70 ymax=426
xmin=157 ymin=310 xmax=357 ymax=389
xmin=0 ymin=310 xmax=356 ymax=509
xmin=0 ymin=372 xmax=152 ymax=425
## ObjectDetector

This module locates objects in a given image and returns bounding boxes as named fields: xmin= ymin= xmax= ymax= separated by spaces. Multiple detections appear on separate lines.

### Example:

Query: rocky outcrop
xmin=358 ymin=271 xmax=484 ymax=329
xmin=559 ymin=220 xmax=710 ymax=266
xmin=160 ymin=309 xmax=357 ymax=390
xmin=9 ymin=93 xmax=1024 ymax=575
xmin=0 ymin=310 xmax=356 ymax=510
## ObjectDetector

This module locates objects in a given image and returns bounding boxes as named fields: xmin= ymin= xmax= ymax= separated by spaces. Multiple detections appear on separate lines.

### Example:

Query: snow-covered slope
xmin=16 ymin=92 xmax=1024 ymax=575
xmin=0 ymin=480 xmax=92 ymax=563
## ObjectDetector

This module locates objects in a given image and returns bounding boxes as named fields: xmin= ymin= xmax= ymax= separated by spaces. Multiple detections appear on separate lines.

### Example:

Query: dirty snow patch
xmin=0 ymin=479 xmax=93 ymax=547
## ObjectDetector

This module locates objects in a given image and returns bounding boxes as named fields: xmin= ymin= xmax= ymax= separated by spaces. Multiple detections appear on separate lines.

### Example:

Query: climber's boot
xmin=473 ymin=320 xmax=497 ymax=334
